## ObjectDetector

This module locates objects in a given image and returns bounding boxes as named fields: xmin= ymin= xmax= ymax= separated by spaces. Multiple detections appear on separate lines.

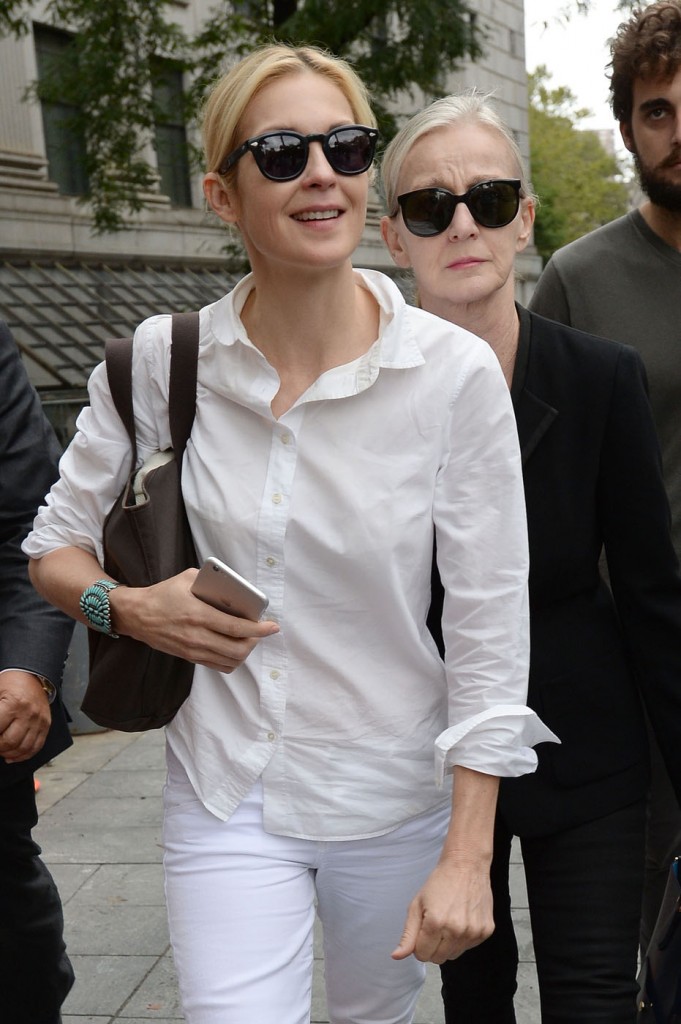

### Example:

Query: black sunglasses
xmin=219 ymin=124 xmax=379 ymax=181
xmin=397 ymin=179 xmax=522 ymax=236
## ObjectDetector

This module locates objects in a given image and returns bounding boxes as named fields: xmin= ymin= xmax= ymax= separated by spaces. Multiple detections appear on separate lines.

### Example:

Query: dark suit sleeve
xmin=599 ymin=346 xmax=681 ymax=804
xmin=0 ymin=321 xmax=74 ymax=683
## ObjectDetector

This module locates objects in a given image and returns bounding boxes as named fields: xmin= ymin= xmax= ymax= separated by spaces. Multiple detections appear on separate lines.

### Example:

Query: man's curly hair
xmin=609 ymin=1 xmax=681 ymax=123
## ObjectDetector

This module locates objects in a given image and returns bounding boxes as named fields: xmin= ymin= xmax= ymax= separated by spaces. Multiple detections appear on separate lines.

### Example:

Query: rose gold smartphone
xmin=191 ymin=557 xmax=269 ymax=620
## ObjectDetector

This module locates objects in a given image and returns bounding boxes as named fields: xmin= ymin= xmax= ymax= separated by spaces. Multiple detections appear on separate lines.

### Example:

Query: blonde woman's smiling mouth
xmin=292 ymin=208 xmax=342 ymax=222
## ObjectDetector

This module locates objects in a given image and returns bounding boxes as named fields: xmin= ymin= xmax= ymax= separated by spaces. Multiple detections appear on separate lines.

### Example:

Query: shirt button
xmin=272 ymin=492 xmax=283 ymax=504
xmin=281 ymin=433 xmax=291 ymax=445
xmin=270 ymin=670 xmax=280 ymax=680
xmin=267 ymin=731 xmax=276 ymax=742
xmin=266 ymin=556 xmax=277 ymax=567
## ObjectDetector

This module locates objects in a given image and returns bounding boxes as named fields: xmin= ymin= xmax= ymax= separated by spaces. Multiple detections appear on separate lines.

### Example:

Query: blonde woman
xmin=24 ymin=52 xmax=553 ymax=1024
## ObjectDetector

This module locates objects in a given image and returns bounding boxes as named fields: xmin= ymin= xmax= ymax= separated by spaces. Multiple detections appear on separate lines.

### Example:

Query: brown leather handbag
xmin=81 ymin=312 xmax=200 ymax=731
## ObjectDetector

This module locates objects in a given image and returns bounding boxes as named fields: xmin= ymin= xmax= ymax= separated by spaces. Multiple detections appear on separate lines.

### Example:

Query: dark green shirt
xmin=530 ymin=210 xmax=681 ymax=558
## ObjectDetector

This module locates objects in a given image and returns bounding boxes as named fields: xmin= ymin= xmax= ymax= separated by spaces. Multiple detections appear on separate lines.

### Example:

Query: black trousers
xmin=0 ymin=775 xmax=74 ymax=1024
xmin=440 ymin=799 xmax=647 ymax=1024
xmin=642 ymin=728 xmax=681 ymax=953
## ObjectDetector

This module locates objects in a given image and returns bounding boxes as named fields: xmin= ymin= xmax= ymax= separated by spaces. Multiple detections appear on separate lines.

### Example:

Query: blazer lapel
xmin=513 ymin=305 xmax=558 ymax=464
xmin=514 ymin=388 xmax=558 ymax=464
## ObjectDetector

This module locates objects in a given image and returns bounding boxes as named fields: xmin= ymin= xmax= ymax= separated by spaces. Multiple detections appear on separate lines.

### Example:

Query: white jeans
xmin=162 ymin=747 xmax=449 ymax=1024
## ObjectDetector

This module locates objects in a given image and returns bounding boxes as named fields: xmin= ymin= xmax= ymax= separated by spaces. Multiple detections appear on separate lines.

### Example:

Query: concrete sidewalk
xmin=35 ymin=729 xmax=540 ymax=1023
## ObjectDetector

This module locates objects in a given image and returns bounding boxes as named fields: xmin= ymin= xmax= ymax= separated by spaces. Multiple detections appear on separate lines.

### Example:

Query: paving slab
xmin=48 ymin=862 xmax=99 ymax=901
xmin=120 ymin=953 xmax=183 ymax=1019
xmin=62 ymin=954 xmax=159 ymax=1016
xmin=48 ymin=793 xmax=164 ymax=828
xmin=36 ymin=769 xmax=90 ymax=808
xmin=311 ymin=959 xmax=328 ymax=1023
xmin=510 ymin=859 xmax=529 ymax=906
xmin=517 ymin=962 xmax=541 ymax=1023
xmin=101 ymin=732 xmax=166 ymax=772
xmin=512 ymin=907 xmax=536 ymax=961
xmin=37 ymin=822 xmax=164 ymax=864
xmin=54 ymin=730 xmax=142 ymax=774
xmin=63 ymin=1017 xmax=112 ymax=1024
xmin=64 ymin=903 xmax=170 ymax=955
xmin=413 ymin=966 xmax=446 ymax=1023
xmin=71 ymin=863 xmax=166 ymax=906
xmin=74 ymin=768 xmax=167 ymax=799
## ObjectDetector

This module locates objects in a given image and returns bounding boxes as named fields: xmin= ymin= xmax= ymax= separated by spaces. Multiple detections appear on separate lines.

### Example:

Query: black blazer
xmin=0 ymin=321 xmax=73 ymax=785
xmin=430 ymin=307 xmax=681 ymax=837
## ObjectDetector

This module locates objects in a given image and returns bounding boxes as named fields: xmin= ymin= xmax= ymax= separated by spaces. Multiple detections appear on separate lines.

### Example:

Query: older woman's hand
xmin=110 ymin=568 xmax=279 ymax=673
xmin=392 ymin=766 xmax=498 ymax=964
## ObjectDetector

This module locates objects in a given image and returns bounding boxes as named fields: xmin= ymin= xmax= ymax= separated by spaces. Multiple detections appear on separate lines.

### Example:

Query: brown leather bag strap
xmin=105 ymin=312 xmax=199 ymax=466
xmin=169 ymin=311 xmax=200 ymax=457
xmin=105 ymin=335 xmax=137 ymax=470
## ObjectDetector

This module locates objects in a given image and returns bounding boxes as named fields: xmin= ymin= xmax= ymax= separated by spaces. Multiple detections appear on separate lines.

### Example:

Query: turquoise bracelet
xmin=80 ymin=579 xmax=120 ymax=637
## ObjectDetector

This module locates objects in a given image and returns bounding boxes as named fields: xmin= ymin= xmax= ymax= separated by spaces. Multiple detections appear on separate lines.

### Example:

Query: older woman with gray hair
xmin=381 ymin=91 xmax=681 ymax=1024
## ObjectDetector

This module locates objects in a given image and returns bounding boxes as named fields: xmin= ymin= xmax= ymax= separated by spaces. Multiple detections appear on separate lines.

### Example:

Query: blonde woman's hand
xmin=110 ymin=568 xmax=279 ymax=673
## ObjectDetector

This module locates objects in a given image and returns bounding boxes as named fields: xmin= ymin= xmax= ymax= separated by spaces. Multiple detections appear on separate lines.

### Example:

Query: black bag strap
xmin=105 ymin=312 xmax=200 ymax=469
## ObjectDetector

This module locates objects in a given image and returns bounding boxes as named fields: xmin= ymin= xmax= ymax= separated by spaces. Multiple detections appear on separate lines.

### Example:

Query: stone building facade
xmin=0 ymin=0 xmax=539 ymax=410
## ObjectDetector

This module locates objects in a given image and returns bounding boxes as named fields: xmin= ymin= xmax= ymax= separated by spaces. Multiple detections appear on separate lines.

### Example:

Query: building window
xmin=34 ymin=24 xmax=89 ymax=196
xmin=152 ymin=60 xmax=192 ymax=208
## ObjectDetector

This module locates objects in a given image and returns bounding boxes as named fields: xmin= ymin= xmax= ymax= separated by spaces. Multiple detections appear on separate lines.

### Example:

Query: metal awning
xmin=0 ymin=259 xmax=239 ymax=391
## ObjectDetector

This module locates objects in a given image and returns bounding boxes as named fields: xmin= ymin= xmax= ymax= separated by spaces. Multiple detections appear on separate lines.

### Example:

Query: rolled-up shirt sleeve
xmin=23 ymin=317 xmax=172 ymax=564
xmin=433 ymin=344 xmax=558 ymax=782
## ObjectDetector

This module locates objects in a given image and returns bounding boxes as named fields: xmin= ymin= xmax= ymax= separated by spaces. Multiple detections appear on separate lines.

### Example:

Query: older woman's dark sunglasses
xmin=397 ymin=179 xmax=522 ymax=236
xmin=219 ymin=124 xmax=379 ymax=181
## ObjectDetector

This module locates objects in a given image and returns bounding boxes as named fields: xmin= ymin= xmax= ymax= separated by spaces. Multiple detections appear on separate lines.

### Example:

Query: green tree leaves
xmin=529 ymin=67 xmax=630 ymax=263
xmin=0 ymin=0 xmax=484 ymax=232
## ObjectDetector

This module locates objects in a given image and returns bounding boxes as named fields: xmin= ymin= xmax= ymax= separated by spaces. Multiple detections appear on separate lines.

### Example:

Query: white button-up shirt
xmin=25 ymin=269 xmax=555 ymax=840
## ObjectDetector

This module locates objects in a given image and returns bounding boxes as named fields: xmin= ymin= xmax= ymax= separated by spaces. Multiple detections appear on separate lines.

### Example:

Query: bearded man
xmin=529 ymin=0 xmax=681 ymax=954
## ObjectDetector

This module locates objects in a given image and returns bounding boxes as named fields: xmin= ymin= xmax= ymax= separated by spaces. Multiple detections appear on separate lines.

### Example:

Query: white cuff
xmin=434 ymin=705 xmax=560 ymax=786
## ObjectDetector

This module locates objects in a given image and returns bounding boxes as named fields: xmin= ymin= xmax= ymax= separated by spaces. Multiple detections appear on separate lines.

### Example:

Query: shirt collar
xmin=206 ymin=268 xmax=426 ymax=377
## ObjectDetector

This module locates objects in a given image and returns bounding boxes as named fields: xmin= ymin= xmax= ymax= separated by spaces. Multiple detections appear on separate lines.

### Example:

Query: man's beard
xmin=634 ymin=148 xmax=681 ymax=212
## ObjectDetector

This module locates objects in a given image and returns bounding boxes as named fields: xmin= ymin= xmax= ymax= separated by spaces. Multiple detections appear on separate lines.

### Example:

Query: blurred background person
xmin=530 ymin=0 xmax=681 ymax=949
xmin=0 ymin=319 xmax=75 ymax=1024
